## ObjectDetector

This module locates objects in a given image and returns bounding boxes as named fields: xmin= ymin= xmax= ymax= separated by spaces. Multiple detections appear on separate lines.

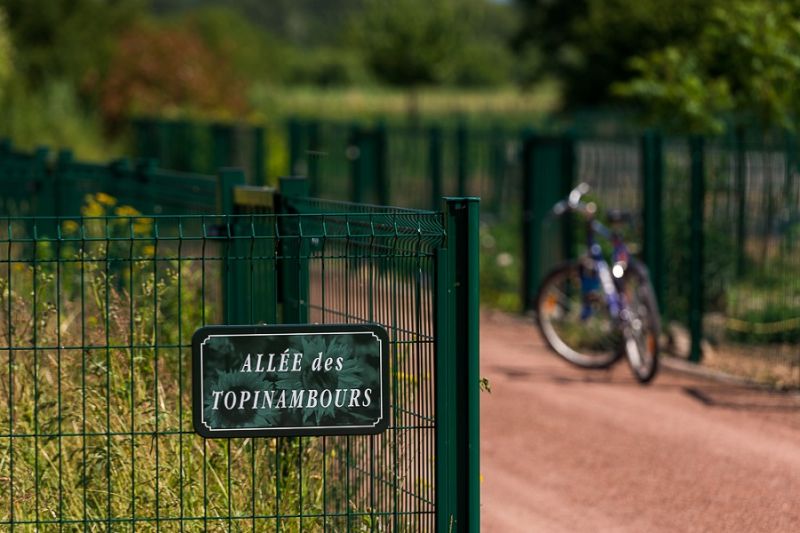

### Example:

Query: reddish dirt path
xmin=480 ymin=310 xmax=800 ymax=533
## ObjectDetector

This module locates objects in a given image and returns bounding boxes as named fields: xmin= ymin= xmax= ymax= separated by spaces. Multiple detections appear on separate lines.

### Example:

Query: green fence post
xmin=166 ymin=119 xmax=191 ymax=171
xmin=489 ymin=125 xmax=506 ymax=216
xmin=689 ymin=135 xmax=705 ymax=363
xmin=219 ymin=168 xmax=248 ymax=324
xmin=521 ymin=130 xmax=536 ymax=311
xmin=306 ymin=120 xmax=320 ymax=195
xmin=785 ymin=131 xmax=797 ymax=225
xmin=212 ymin=124 xmax=236 ymax=177
xmin=134 ymin=158 xmax=158 ymax=213
xmin=132 ymin=118 xmax=158 ymax=160
xmin=429 ymin=126 xmax=443 ymax=210
xmin=253 ymin=125 xmax=266 ymax=185
xmin=32 ymin=147 xmax=53 ymax=217
xmin=277 ymin=176 xmax=310 ymax=324
xmin=560 ymin=133 xmax=576 ymax=260
xmin=288 ymin=118 xmax=304 ymax=176
xmin=350 ymin=124 xmax=365 ymax=203
xmin=456 ymin=122 xmax=468 ymax=197
xmin=521 ymin=132 xmax=574 ymax=311
xmin=375 ymin=122 xmax=389 ymax=206
xmin=734 ymin=127 xmax=747 ymax=278
xmin=641 ymin=130 xmax=665 ymax=312
xmin=55 ymin=150 xmax=75 ymax=216
xmin=156 ymin=119 xmax=170 ymax=167
xmin=437 ymin=197 xmax=480 ymax=533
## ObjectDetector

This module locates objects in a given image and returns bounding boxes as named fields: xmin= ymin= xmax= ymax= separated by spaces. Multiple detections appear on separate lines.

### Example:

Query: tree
xmin=615 ymin=0 xmax=800 ymax=133
xmin=352 ymin=0 xmax=512 ymax=87
xmin=0 ymin=7 xmax=11 ymax=99
xmin=1 ymin=0 xmax=143 ymax=88
xmin=513 ymin=0 xmax=719 ymax=107
xmin=181 ymin=6 xmax=291 ymax=85
xmin=151 ymin=0 xmax=365 ymax=48
xmin=98 ymin=21 xmax=248 ymax=126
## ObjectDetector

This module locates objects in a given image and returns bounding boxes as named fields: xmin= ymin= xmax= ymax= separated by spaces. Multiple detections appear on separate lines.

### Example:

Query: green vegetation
xmin=0 ymin=8 xmax=11 ymax=100
xmin=0 ymin=194 xmax=379 ymax=528
xmin=512 ymin=0 xmax=721 ymax=106
xmin=615 ymin=0 xmax=800 ymax=133
xmin=479 ymin=222 xmax=523 ymax=312
xmin=352 ymin=0 xmax=514 ymax=87
xmin=3 ymin=0 xmax=797 ymax=149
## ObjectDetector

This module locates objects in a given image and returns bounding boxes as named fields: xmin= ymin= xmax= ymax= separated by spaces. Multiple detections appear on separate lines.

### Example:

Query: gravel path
xmin=480 ymin=310 xmax=800 ymax=533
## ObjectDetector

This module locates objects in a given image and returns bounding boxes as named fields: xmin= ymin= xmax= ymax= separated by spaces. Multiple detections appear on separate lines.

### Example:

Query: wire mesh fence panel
xmin=303 ymin=209 xmax=444 ymax=531
xmin=663 ymin=139 xmax=692 ymax=325
xmin=702 ymin=139 xmax=800 ymax=385
xmin=386 ymin=127 xmax=433 ymax=210
xmin=575 ymin=136 xmax=643 ymax=253
xmin=307 ymin=123 xmax=352 ymax=203
xmin=467 ymin=129 xmax=524 ymax=311
xmin=0 ymin=209 xmax=449 ymax=530
xmin=466 ymin=128 xmax=522 ymax=223
xmin=131 ymin=119 xmax=266 ymax=184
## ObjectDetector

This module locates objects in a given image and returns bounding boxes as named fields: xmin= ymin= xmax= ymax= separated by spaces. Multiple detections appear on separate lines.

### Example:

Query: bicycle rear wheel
xmin=620 ymin=260 xmax=660 ymax=383
xmin=535 ymin=261 xmax=622 ymax=368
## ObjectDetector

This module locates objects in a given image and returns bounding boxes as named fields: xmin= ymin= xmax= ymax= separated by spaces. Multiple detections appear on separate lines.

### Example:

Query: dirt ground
xmin=479 ymin=310 xmax=800 ymax=533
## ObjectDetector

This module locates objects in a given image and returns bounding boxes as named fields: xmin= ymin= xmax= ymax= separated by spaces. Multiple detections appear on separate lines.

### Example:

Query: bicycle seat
xmin=606 ymin=209 xmax=633 ymax=224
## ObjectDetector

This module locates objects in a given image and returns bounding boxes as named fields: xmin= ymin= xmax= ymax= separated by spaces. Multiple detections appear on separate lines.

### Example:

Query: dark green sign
xmin=192 ymin=324 xmax=389 ymax=438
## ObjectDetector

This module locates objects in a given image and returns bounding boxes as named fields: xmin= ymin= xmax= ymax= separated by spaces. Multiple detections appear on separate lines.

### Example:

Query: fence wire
xmin=0 ymin=212 xmax=445 ymax=531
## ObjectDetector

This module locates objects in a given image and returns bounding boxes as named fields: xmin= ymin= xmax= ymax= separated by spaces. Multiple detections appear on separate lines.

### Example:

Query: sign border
xmin=192 ymin=323 xmax=390 ymax=438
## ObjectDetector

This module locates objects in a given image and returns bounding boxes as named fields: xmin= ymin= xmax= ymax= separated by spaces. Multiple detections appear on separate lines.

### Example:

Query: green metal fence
xmin=132 ymin=118 xmax=266 ymax=185
xmin=0 ymin=142 xmax=50 ymax=217
xmin=125 ymin=115 xmax=800 ymax=384
xmin=522 ymin=131 xmax=799 ymax=385
xmin=0 ymin=141 xmax=234 ymax=218
xmin=0 ymin=168 xmax=480 ymax=529
xmin=286 ymin=119 xmax=521 ymax=216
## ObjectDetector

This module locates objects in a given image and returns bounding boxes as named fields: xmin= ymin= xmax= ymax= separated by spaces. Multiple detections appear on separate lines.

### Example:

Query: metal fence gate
xmin=0 ymin=180 xmax=479 ymax=531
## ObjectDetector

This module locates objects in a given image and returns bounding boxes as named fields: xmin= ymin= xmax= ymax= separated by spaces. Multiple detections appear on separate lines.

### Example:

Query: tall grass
xmin=0 ymin=198 xmax=393 ymax=531
xmin=249 ymin=83 xmax=561 ymax=124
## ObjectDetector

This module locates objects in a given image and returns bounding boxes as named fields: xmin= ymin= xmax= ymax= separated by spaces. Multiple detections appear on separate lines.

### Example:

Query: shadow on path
xmin=683 ymin=386 xmax=800 ymax=412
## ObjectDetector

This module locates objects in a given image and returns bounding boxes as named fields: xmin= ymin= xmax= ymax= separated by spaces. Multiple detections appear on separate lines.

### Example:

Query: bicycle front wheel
xmin=535 ymin=261 xmax=622 ymax=368
xmin=620 ymin=260 xmax=660 ymax=383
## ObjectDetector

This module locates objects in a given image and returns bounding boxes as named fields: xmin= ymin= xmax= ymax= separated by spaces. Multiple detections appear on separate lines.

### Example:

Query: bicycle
xmin=534 ymin=183 xmax=661 ymax=383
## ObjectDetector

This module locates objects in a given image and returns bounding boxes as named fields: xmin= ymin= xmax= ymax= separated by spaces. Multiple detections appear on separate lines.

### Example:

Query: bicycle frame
xmin=542 ymin=182 xmax=659 ymax=382
xmin=582 ymin=219 xmax=626 ymax=316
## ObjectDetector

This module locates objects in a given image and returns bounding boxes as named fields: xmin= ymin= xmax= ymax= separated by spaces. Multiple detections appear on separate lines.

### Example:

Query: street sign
xmin=192 ymin=323 xmax=389 ymax=438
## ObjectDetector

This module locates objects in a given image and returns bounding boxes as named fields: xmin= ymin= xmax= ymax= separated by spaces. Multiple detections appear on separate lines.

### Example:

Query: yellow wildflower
xmin=133 ymin=218 xmax=153 ymax=236
xmin=95 ymin=192 xmax=117 ymax=207
xmin=115 ymin=205 xmax=141 ymax=217
xmin=81 ymin=200 xmax=104 ymax=217
xmin=61 ymin=220 xmax=79 ymax=234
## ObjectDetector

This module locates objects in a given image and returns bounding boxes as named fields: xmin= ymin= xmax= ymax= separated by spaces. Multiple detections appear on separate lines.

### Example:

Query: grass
xmin=0 ymin=197 xmax=413 ymax=531
xmin=248 ymin=83 xmax=561 ymax=124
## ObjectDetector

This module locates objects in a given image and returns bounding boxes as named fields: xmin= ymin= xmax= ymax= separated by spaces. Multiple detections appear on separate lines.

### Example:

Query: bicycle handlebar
xmin=552 ymin=182 xmax=596 ymax=217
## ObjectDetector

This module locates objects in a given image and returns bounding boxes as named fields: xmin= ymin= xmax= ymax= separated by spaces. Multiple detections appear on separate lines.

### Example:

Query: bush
xmin=98 ymin=21 xmax=249 ymax=127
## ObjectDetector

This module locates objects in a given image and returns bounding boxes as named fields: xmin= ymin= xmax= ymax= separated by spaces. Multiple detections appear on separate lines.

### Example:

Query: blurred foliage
xmin=248 ymin=85 xmax=558 ymax=124
xmin=1 ymin=0 xmax=143 ymax=89
xmin=479 ymin=222 xmax=522 ymax=312
xmin=0 ymin=7 xmax=10 ymax=99
xmin=615 ymin=0 xmax=800 ymax=133
xmin=284 ymin=48 xmax=373 ymax=87
xmin=151 ymin=0 xmax=365 ymax=48
xmin=98 ymin=20 xmax=249 ymax=127
xmin=5 ymin=0 xmax=796 ymax=156
xmin=513 ymin=0 xmax=720 ymax=107
xmin=0 ymin=79 xmax=119 ymax=160
xmin=352 ymin=0 xmax=514 ymax=87
xmin=180 ymin=6 xmax=290 ymax=86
